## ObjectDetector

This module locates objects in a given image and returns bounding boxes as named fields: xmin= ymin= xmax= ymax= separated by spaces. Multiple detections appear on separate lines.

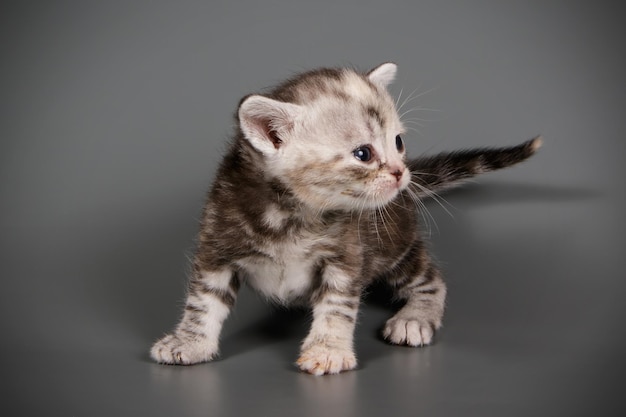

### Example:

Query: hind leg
xmin=383 ymin=262 xmax=447 ymax=346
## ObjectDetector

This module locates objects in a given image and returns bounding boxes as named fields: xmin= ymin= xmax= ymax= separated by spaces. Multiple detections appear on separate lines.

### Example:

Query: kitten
xmin=150 ymin=62 xmax=541 ymax=375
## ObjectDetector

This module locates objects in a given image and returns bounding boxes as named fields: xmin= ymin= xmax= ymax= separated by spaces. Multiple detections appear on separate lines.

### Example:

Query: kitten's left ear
xmin=367 ymin=62 xmax=397 ymax=89
xmin=238 ymin=95 xmax=302 ymax=155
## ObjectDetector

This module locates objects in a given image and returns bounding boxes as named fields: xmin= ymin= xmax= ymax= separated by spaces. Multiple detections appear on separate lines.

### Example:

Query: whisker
xmin=356 ymin=197 xmax=367 ymax=244
xmin=400 ymin=86 xmax=439 ymax=109
xmin=377 ymin=200 xmax=394 ymax=243
xmin=398 ymin=106 xmax=442 ymax=120
xmin=404 ymin=125 xmax=425 ymax=136
xmin=397 ymin=85 xmax=422 ymax=113
xmin=405 ymin=106 xmax=442 ymax=113
xmin=383 ymin=201 xmax=400 ymax=240
xmin=404 ymin=187 xmax=437 ymax=236
xmin=409 ymin=179 xmax=457 ymax=219
xmin=395 ymin=87 xmax=404 ymax=108
xmin=402 ymin=120 xmax=425 ymax=127
xmin=402 ymin=117 xmax=436 ymax=124
xmin=370 ymin=207 xmax=381 ymax=246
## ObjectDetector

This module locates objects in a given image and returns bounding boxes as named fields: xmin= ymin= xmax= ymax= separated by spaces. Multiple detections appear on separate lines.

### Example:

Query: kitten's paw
xmin=150 ymin=333 xmax=218 ymax=365
xmin=383 ymin=317 xmax=436 ymax=347
xmin=296 ymin=344 xmax=357 ymax=376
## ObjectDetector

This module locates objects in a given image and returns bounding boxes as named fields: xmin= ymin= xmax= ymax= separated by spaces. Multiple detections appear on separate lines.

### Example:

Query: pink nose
xmin=391 ymin=169 xmax=403 ymax=182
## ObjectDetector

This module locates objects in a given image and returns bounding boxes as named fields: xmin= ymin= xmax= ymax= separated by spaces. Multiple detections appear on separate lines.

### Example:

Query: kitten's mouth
xmin=362 ymin=183 xmax=405 ymax=209
xmin=384 ymin=172 xmax=409 ymax=193
xmin=377 ymin=175 xmax=410 ymax=204
xmin=382 ymin=184 xmax=403 ymax=201
xmin=344 ymin=173 xmax=409 ymax=209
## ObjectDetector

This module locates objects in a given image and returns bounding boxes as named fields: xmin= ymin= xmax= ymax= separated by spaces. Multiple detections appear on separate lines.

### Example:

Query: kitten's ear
xmin=238 ymin=95 xmax=301 ymax=155
xmin=367 ymin=62 xmax=397 ymax=89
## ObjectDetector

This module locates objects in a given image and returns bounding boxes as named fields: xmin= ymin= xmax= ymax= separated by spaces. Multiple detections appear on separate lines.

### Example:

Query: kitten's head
xmin=237 ymin=63 xmax=409 ymax=212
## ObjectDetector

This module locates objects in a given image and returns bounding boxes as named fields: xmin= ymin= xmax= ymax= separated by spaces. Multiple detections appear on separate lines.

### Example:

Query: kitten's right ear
xmin=367 ymin=62 xmax=397 ymax=89
xmin=238 ymin=95 xmax=301 ymax=155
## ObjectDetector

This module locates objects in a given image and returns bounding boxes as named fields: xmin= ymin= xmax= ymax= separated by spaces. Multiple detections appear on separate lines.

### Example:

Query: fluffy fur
xmin=150 ymin=63 xmax=541 ymax=375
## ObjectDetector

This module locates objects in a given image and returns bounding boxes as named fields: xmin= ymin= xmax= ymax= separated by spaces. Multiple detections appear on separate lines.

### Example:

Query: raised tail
xmin=408 ymin=136 xmax=542 ymax=197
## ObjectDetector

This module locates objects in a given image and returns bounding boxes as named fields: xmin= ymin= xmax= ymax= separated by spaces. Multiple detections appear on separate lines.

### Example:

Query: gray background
xmin=2 ymin=1 xmax=624 ymax=416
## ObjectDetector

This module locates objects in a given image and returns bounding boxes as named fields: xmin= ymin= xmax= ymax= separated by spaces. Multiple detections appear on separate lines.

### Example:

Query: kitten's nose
xmin=391 ymin=169 xmax=403 ymax=182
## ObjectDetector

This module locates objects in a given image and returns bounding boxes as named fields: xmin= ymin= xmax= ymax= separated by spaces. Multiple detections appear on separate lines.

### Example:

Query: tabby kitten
xmin=150 ymin=63 xmax=541 ymax=375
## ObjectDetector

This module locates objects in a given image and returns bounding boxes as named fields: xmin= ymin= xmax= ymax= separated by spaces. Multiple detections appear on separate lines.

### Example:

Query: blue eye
xmin=395 ymin=135 xmax=404 ymax=152
xmin=353 ymin=146 xmax=372 ymax=162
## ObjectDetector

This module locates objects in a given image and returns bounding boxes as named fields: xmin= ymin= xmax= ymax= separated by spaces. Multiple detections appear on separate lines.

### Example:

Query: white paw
xmin=383 ymin=317 xmax=435 ymax=347
xmin=296 ymin=344 xmax=357 ymax=376
xmin=150 ymin=333 xmax=218 ymax=365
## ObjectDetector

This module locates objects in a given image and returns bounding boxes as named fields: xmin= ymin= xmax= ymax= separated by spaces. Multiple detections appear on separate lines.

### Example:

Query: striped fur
xmin=150 ymin=63 xmax=540 ymax=374
xmin=409 ymin=137 xmax=542 ymax=197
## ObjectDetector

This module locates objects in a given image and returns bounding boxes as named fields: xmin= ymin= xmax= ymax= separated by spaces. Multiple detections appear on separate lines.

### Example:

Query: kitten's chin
xmin=365 ymin=179 xmax=408 ymax=208
xmin=338 ymin=181 xmax=409 ymax=212
xmin=294 ymin=180 xmax=408 ymax=214
xmin=344 ymin=189 xmax=403 ymax=212
xmin=300 ymin=194 xmax=395 ymax=213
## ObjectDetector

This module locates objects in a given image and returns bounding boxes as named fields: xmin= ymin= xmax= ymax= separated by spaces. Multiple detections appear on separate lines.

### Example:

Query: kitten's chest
xmin=235 ymin=234 xmax=326 ymax=303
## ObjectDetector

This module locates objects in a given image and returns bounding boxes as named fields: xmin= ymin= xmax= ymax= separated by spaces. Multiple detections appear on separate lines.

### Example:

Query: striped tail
xmin=408 ymin=136 xmax=542 ymax=197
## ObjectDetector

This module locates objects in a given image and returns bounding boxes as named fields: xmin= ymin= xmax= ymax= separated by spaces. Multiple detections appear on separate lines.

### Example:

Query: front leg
xmin=151 ymin=267 xmax=239 ymax=365
xmin=297 ymin=266 xmax=361 ymax=376
xmin=383 ymin=262 xmax=447 ymax=346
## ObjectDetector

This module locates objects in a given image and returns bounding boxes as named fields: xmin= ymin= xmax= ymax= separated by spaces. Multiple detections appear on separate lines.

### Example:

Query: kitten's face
xmin=239 ymin=63 xmax=409 ymax=212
